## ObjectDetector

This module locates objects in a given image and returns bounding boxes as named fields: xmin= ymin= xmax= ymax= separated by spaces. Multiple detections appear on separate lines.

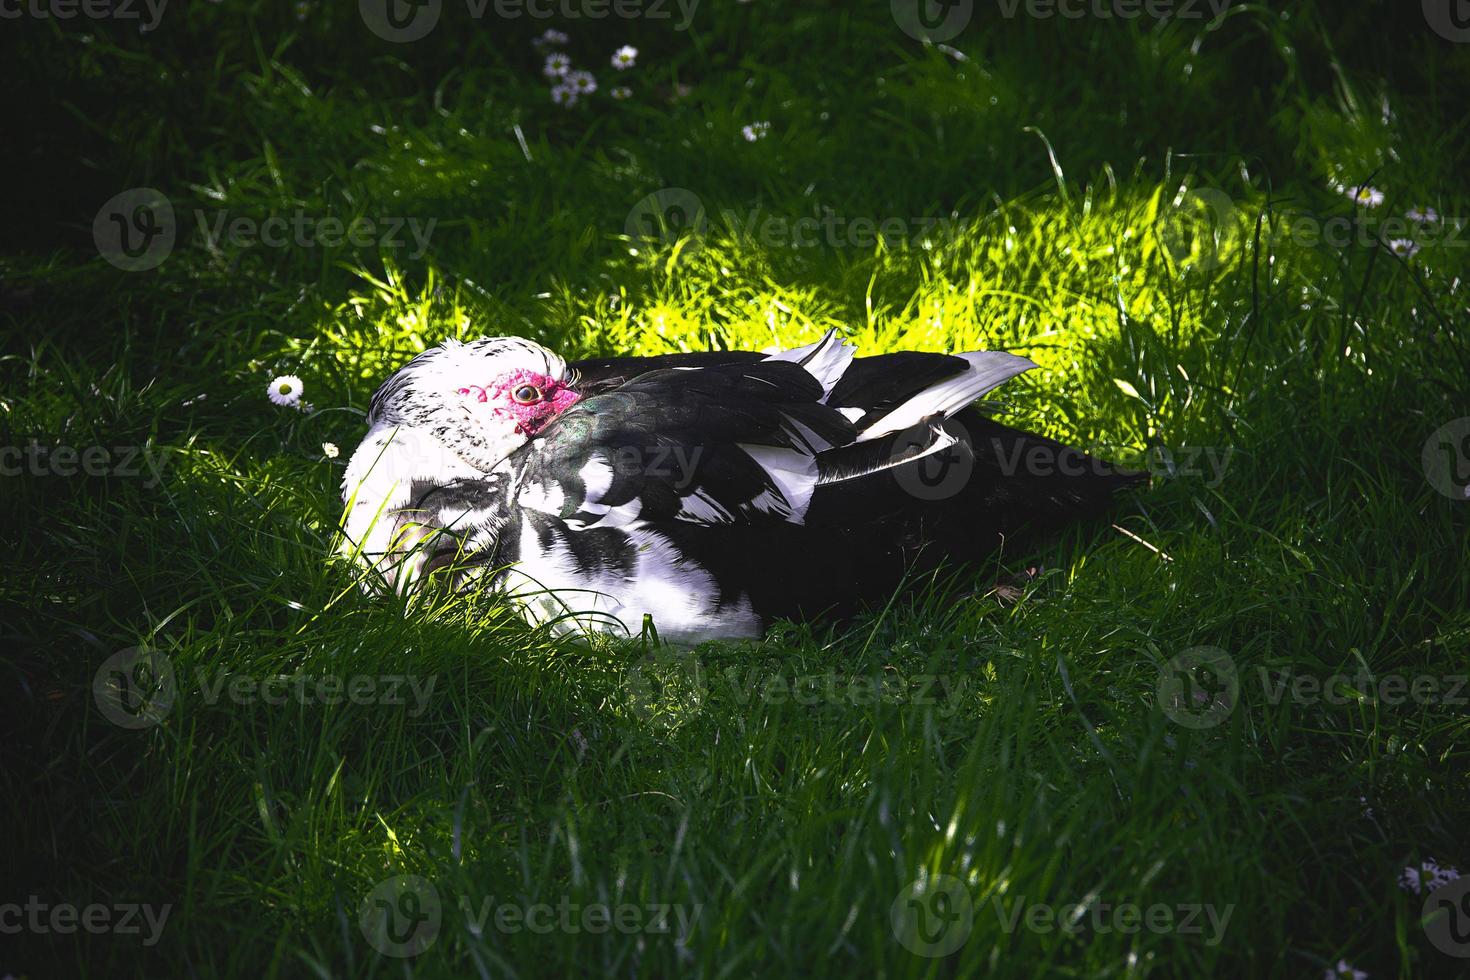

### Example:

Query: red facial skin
xmin=458 ymin=369 xmax=580 ymax=436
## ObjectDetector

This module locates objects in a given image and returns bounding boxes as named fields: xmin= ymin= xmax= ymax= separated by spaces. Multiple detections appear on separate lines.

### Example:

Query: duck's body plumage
xmin=349 ymin=332 xmax=1143 ymax=642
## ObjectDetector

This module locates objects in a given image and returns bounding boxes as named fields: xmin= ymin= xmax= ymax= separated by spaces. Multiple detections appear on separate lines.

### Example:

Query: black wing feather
xmin=509 ymin=361 xmax=857 ymax=527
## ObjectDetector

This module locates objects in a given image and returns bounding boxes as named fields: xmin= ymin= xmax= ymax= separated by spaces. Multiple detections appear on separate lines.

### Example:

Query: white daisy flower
xmin=533 ymin=28 xmax=568 ymax=49
xmin=322 ymin=442 xmax=340 ymax=459
xmin=1323 ymin=960 xmax=1366 ymax=980
xmin=1399 ymin=859 xmax=1460 ymax=894
xmin=543 ymin=52 xmax=571 ymax=79
xmin=1345 ymin=185 xmax=1384 ymax=208
xmin=611 ymin=45 xmax=638 ymax=70
xmin=268 ymin=375 xmax=303 ymax=408
xmin=741 ymin=120 xmax=770 ymax=142
xmin=1400 ymin=861 xmax=1432 ymax=893
xmin=1388 ymin=238 xmax=1420 ymax=259
xmin=567 ymin=69 xmax=596 ymax=94
xmin=551 ymin=84 xmax=578 ymax=107
xmin=1406 ymin=206 xmax=1439 ymax=224
xmin=610 ymin=85 xmax=632 ymax=100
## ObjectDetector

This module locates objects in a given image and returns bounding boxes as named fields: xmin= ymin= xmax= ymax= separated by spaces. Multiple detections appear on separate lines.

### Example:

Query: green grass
xmin=4 ymin=2 xmax=1470 ymax=976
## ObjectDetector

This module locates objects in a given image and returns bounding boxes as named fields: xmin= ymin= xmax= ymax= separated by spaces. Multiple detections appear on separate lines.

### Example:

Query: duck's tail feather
xmin=805 ymin=408 xmax=1145 ymax=567
xmin=852 ymin=351 xmax=1036 ymax=441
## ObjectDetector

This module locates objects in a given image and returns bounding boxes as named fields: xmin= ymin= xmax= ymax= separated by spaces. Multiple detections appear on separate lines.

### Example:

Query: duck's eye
xmin=511 ymin=384 xmax=542 ymax=405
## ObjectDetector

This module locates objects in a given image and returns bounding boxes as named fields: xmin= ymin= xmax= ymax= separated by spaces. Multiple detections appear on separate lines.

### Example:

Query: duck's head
xmin=340 ymin=337 xmax=581 ymax=587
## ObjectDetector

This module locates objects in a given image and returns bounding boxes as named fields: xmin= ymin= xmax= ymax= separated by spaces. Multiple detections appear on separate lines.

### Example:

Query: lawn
xmin=4 ymin=1 xmax=1470 ymax=976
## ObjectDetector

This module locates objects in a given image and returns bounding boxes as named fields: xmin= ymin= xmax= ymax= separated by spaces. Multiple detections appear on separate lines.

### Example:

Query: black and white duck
xmin=341 ymin=330 xmax=1142 ymax=643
